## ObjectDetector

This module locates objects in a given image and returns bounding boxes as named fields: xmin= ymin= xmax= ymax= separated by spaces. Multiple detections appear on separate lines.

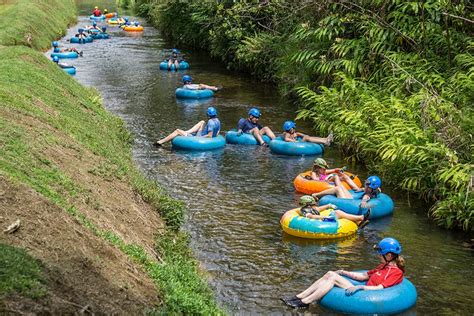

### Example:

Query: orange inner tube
xmin=123 ymin=25 xmax=144 ymax=32
xmin=293 ymin=171 xmax=362 ymax=194
xmin=105 ymin=13 xmax=115 ymax=19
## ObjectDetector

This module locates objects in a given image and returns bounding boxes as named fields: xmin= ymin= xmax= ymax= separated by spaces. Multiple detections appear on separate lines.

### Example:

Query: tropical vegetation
xmin=139 ymin=0 xmax=473 ymax=230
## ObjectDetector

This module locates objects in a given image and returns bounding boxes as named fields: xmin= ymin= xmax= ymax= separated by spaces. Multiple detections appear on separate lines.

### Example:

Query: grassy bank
xmin=0 ymin=1 xmax=222 ymax=313
xmin=141 ymin=0 xmax=473 ymax=231
xmin=0 ymin=0 xmax=76 ymax=50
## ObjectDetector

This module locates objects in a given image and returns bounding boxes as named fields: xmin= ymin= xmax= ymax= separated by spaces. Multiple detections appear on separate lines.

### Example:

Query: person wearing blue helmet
xmin=312 ymin=175 xmax=382 ymax=210
xmin=155 ymin=106 xmax=221 ymax=146
xmin=281 ymin=237 xmax=405 ymax=309
xmin=282 ymin=120 xmax=333 ymax=146
xmin=52 ymin=56 xmax=72 ymax=69
xmin=167 ymin=48 xmax=183 ymax=71
xmin=74 ymin=28 xmax=88 ymax=40
xmin=182 ymin=75 xmax=219 ymax=91
xmin=236 ymin=107 xmax=276 ymax=146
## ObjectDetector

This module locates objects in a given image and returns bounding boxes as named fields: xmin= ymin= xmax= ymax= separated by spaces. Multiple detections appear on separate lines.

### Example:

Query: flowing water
xmin=54 ymin=4 xmax=473 ymax=314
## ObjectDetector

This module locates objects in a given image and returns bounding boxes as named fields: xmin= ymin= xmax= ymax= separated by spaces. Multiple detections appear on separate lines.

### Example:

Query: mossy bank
xmin=0 ymin=1 xmax=222 ymax=314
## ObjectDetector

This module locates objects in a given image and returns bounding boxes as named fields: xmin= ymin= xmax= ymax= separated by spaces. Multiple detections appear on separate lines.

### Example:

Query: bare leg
xmin=313 ymin=187 xmax=338 ymax=199
xmin=174 ymin=60 xmax=179 ymax=70
xmin=340 ymin=173 xmax=361 ymax=190
xmin=314 ymin=185 xmax=352 ymax=199
xmin=198 ymin=84 xmax=218 ymax=91
xmin=301 ymin=135 xmax=329 ymax=145
xmin=185 ymin=120 xmax=206 ymax=135
xmin=250 ymin=127 xmax=265 ymax=145
xmin=167 ymin=60 xmax=172 ymax=70
xmin=156 ymin=121 xmax=205 ymax=145
xmin=156 ymin=129 xmax=187 ymax=145
xmin=260 ymin=126 xmax=276 ymax=140
xmin=300 ymin=271 xmax=353 ymax=304
xmin=334 ymin=210 xmax=363 ymax=223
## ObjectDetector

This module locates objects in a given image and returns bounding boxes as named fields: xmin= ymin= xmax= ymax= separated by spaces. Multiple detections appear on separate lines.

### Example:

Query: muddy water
xmin=58 ymin=5 xmax=473 ymax=314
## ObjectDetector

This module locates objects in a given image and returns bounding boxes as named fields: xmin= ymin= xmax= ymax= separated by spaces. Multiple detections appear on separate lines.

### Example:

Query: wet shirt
xmin=237 ymin=118 xmax=262 ymax=133
xmin=363 ymin=187 xmax=380 ymax=199
xmin=299 ymin=206 xmax=320 ymax=217
xmin=93 ymin=9 xmax=102 ymax=16
xmin=367 ymin=264 xmax=403 ymax=288
xmin=168 ymin=52 xmax=181 ymax=61
xmin=201 ymin=118 xmax=221 ymax=137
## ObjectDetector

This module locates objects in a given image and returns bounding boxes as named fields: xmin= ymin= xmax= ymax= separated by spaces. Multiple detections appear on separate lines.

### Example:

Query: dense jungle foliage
xmin=138 ymin=0 xmax=473 ymax=231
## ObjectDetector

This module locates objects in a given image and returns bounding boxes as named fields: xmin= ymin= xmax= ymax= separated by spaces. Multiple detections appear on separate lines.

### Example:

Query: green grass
xmin=0 ymin=44 xmax=221 ymax=313
xmin=0 ymin=244 xmax=45 ymax=299
xmin=0 ymin=0 xmax=76 ymax=50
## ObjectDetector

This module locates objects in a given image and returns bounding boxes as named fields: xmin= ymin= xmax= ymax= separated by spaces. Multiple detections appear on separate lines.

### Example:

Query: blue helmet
xmin=248 ymin=108 xmax=261 ymax=118
xmin=126 ymin=21 xmax=131 ymax=25
xmin=102 ymin=26 xmax=107 ymax=31
xmin=134 ymin=21 xmax=139 ymax=26
xmin=376 ymin=238 xmax=402 ymax=255
xmin=52 ymin=41 xmax=59 ymax=47
xmin=283 ymin=121 xmax=296 ymax=131
xmin=124 ymin=17 xmax=129 ymax=22
xmin=92 ymin=21 xmax=97 ymax=26
xmin=78 ymin=28 xmax=84 ymax=33
xmin=172 ymin=48 xmax=179 ymax=54
xmin=207 ymin=107 xmax=217 ymax=117
xmin=365 ymin=175 xmax=382 ymax=190
xmin=53 ymin=47 xmax=60 ymax=53
xmin=52 ymin=56 xmax=59 ymax=62
xmin=182 ymin=75 xmax=192 ymax=83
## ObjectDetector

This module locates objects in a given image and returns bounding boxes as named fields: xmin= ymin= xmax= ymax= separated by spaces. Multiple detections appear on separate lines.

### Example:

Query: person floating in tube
xmin=282 ymin=121 xmax=333 ymax=146
xmin=167 ymin=48 xmax=183 ymax=71
xmin=236 ymin=107 xmax=276 ymax=146
xmin=155 ymin=107 xmax=221 ymax=147
xmin=312 ymin=175 xmax=382 ymax=210
xmin=309 ymin=158 xmax=361 ymax=190
xmin=182 ymin=75 xmax=219 ymax=92
xmin=74 ymin=28 xmax=88 ymax=41
xmin=52 ymin=41 xmax=83 ymax=57
xmin=52 ymin=56 xmax=73 ymax=69
xmin=298 ymin=195 xmax=370 ymax=228
xmin=281 ymin=237 xmax=405 ymax=309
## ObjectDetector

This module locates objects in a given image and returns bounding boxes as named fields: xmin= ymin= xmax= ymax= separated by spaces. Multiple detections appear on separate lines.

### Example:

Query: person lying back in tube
xmin=182 ymin=75 xmax=219 ymax=92
xmin=309 ymin=158 xmax=360 ymax=189
xmin=281 ymin=237 xmax=405 ymax=309
xmin=282 ymin=121 xmax=333 ymax=146
xmin=236 ymin=107 xmax=276 ymax=146
xmin=52 ymin=41 xmax=83 ymax=57
xmin=167 ymin=48 xmax=183 ymax=71
xmin=75 ymin=28 xmax=88 ymax=39
xmin=155 ymin=107 xmax=221 ymax=147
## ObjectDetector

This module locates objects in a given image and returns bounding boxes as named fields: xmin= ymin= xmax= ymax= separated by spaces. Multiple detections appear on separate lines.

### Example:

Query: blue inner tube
xmin=90 ymin=15 xmax=105 ymax=20
xmin=62 ymin=67 xmax=76 ymax=75
xmin=175 ymin=88 xmax=214 ymax=99
xmin=159 ymin=61 xmax=190 ymax=70
xmin=320 ymin=273 xmax=417 ymax=314
xmin=269 ymin=136 xmax=324 ymax=156
xmin=50 ymin=51 xmax=78 ymax=59
xmin=319 ymin=190 xmax=394 ymax=219
xmin=225 ymin=130 xmax=271 ymax=145
xmin=70 ymin=36 xmax=93 ymax=44
xmin=91 ymin=33 xmax=109 ymax=39
xmin=172 ymin=135 xmax=226 ymax=151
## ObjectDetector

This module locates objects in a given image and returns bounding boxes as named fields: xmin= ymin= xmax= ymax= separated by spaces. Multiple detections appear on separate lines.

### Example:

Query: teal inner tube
xmin=50 ymin=51 xmax=78 ymax=59
xmin=171 ymin=135 xmax=225 ymax=151
xmin=175 ymin=88 xmax=214 ymax=99
xmin=319 ymin=273 xmax=417 ymax=314
xmin=269 ymin=136 xmax=324 ymax=156
xmin=90 ymin=14 xmax=105 ymax=21
xmin=159 ymin=61 xmax=190 ymax=70
xmin=91 ymin=33 xmax=109 ymax=39
xmin=62 ymin=67 xmax=76 ymax=75
xmin=70 ymin=36 xmax=93 ymax=44
xmin=319 ymin=190 xmax=394 ymax=219
xmin=225 ymin=129 xmax=271 ymax=145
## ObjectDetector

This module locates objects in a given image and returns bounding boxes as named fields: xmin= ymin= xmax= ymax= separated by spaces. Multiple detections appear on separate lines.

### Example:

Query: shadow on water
xmin=67 ymin=3 xmax=473 ymax=314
